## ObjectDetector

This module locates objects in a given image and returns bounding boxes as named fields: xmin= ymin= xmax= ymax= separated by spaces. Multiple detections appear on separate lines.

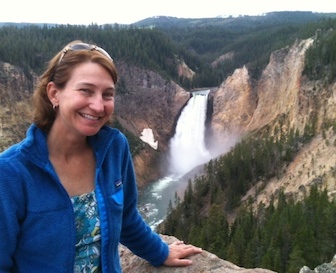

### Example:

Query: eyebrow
xmin=75 ymin=82 xmax=115 ymax=91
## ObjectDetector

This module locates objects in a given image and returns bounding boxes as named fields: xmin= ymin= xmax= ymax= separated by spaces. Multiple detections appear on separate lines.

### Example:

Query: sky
xmin=1 ymin=0 xmax=335 ymax=25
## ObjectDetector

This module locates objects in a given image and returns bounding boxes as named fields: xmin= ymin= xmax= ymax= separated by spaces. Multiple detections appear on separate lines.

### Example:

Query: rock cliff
xmin=210 ymin=38 xmax=314 ymax=141
xmin=209 ymin=65 xmax=257 ymax=155
xmin=0 ymin=62 xmax=36 ymax=151
xmin=246 ymin=39 xmax=314 ymax=132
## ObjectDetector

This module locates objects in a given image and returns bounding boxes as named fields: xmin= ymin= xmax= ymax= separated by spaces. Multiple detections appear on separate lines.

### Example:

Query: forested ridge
xmin=1 ymin=11 xmax=336 ymax=89
xmin=2 ymin=11 xmax=336 ymax=272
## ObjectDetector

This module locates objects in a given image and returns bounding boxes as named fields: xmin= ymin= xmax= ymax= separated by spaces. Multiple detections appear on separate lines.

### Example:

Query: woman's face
xmin=52 ymin=62 xmax=115 ymax=137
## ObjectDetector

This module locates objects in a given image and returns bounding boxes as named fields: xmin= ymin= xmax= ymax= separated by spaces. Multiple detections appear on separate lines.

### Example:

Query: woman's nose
xmin=90 ymin=96 xmax=105 ymax=113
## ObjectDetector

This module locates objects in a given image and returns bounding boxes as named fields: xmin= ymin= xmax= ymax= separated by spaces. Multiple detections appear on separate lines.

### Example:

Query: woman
xmin=0 ymin=40 xmax=202 ymax=272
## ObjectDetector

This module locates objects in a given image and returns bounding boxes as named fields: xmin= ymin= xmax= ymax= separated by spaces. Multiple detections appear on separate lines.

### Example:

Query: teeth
xmin=80 ymin=113 xmax=100 ymax=120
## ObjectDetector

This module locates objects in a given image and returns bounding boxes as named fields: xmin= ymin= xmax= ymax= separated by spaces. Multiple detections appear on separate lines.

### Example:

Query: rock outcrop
xmin=0 ymin=62 xmax=37 ymax=151
xmin=209 ymin=65 xmax=256 ymax=155
xmin=299 ymin=255 xmax=336 ymax=273
xmin=210 ymin=38 xmax=314 ymax=142
xmin=120 ymin=235 xmax=277 ymax=273
xmin=246 ymin=38 xmax=314 ymax=132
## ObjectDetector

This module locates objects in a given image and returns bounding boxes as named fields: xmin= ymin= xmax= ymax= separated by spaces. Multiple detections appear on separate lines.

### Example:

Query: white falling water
xmin=138 ymin=89 xmax=212 ymax=229
xmin=169 ymin=90 xmax=211 ymax=175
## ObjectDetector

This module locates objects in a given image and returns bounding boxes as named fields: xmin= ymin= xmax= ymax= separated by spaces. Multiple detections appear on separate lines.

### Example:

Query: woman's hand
xmin=163 ymin=240 xmax=203 ymax=267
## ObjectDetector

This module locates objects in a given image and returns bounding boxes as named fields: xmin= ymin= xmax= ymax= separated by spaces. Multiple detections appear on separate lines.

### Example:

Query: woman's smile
xmin=79 ymin=112 xmax=102 ymax=121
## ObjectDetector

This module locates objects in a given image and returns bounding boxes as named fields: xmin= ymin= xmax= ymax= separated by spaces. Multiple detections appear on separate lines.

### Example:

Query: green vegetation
xmin=1 ymin=12 xmax=336 ymax=89
xmin=304 ymin=19 xmax=336 ymax=83
xmin=149 ymin=12 xmax=336 ymax=79
xmin=159 ymin=122 xmax=336 ymax=272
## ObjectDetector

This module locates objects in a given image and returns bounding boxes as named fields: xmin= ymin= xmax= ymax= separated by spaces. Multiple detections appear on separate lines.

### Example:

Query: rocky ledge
xmin=119 ymin=235 xmax=276 ymax=273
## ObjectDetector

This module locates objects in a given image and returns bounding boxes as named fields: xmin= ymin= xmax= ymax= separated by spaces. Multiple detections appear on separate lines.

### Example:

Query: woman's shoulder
xmin=0 ymin=141 xmax=23 ymax=161
xmin=0 ymin=143 xmax=25 ymax=183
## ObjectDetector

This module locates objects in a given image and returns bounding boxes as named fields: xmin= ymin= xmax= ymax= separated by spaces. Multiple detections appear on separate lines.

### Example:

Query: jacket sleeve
xmin=118 ymin=138 xmax=169 ymax=267
xmin=0 ymin=159 xmax=25 ymax=272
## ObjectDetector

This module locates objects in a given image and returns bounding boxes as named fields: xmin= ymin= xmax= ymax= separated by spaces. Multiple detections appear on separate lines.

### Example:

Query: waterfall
xmin=169 ymin=90 xmax=211 ymax=175
xmin=138 ymin=89 xmax=212 ymax=229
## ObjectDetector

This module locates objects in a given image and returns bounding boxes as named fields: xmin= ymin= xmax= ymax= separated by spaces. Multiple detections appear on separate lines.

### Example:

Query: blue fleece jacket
xmin=0 ymin=124 xmax=169 ymax=273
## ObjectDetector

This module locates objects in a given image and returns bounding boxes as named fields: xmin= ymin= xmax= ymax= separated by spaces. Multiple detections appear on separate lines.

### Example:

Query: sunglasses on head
xmin=57 ymin=42 xmax=113 ymax=65
xmin=50 ymin=42 xmax=113 ymax=81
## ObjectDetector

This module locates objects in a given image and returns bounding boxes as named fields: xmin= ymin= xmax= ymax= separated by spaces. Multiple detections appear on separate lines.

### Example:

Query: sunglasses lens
xmin=68 ymin=43 xmax=113 ymax=61
xmin=70 ymin=43 xmax=91 ymax=51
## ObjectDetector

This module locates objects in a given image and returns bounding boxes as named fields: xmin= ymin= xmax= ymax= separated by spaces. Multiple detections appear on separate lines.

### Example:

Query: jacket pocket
xmin=111 ymin=188 xmax=124 ymax=205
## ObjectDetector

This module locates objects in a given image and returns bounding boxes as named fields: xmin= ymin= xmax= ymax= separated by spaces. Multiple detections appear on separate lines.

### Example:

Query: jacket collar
xmin=22 ymin=124 xmax=118 ymax=169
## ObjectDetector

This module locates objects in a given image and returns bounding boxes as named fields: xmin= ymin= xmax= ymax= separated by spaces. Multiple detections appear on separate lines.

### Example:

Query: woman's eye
xmin=104 ymin=92 xmax=114 ymax=99
xmin=80 ymin=89 xmax=92 ymax=94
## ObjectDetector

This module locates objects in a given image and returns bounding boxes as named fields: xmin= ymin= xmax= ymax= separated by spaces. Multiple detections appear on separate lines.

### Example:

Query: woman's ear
xmin=46 ymin=82 xmax=60 ymax=107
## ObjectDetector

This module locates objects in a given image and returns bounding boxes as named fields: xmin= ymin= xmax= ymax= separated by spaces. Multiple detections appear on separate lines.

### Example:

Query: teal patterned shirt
xmin=71 ymin=191 xmax=101 ymax=273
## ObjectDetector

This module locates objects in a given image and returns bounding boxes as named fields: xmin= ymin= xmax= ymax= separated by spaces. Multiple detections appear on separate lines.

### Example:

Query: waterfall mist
xmin=168 ymin=90 xmax=212 ymax=175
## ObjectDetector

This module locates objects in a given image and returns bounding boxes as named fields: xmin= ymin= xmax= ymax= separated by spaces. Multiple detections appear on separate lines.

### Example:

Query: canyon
xmin=1 ymin=35 xmax=336 ymax=271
